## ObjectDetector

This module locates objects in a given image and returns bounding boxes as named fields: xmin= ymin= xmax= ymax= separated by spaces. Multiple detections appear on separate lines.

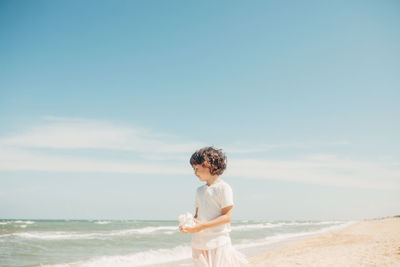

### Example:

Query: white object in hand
xmin=178 ymin=212 xmax=196 ymax=228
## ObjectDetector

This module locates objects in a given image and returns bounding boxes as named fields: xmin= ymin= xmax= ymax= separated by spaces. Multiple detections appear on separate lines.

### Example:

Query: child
xmin=179 ymin=147 xmax=248 ymax=267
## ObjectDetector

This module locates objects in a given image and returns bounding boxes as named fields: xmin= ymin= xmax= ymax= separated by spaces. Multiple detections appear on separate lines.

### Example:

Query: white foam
xmin=231 ymin=221 xmax=345 ymax=232
xmin=40 ymin=245 xmax=192 ymax=267
xmin=232 ymin=223 xmax=281 ymax=231
xmin=13 ymin=220 xmax=35 ymax=224
xmin=14 ymin=232 xmax=84 ymax=240
xmin=0 ymin=234 xmax=12 ymax=238
xmin=0 ymin=220 xmax=35 ymax=226
xmin=234 ymin=221 xmax=357 ymax=250
xmin=164 ymin=231 xmax=175 ymax=235
xmin=94 ymin=221 xmax=111 ymax=225
xmin=276 ymin=221 xmax=345 ymax=226
xmin=121 ymin=226 xmax=178 ymax=234
xmin=13 ymin=226 xmax=179 ymax=240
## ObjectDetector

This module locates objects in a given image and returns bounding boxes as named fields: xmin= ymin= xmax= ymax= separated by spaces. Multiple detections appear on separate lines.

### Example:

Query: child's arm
xmin=198 ymin=205 xmax=232 ymax=229
xmin=181 ymin=206 xmax=233 ymax=234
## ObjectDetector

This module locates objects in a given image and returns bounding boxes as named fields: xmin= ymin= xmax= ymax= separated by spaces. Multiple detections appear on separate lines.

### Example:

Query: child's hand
xmin=179 ymin=219 xmax=204 ymax=234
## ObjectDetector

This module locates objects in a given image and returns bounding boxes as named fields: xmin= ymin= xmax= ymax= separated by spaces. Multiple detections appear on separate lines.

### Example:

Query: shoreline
xmin=238 ymin=220 xmax=357 ymax=257
xmin=3 ymin=218 xmax=398 ymax=266
xmin=248 ymin=216 xmax=400 ymax=267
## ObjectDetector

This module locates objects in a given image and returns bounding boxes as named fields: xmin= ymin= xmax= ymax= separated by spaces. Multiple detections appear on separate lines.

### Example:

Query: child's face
xmin=192 ymin=164 xmax=213 ymax=181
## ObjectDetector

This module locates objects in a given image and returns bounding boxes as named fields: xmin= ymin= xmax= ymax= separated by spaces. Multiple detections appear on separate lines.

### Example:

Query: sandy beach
xmin=249 ymin=217 xmax=400 ymax=267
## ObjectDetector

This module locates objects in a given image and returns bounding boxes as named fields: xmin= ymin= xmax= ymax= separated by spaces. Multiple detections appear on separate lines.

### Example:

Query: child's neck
xmin=206 ymin=176 xmax=220 ymax=186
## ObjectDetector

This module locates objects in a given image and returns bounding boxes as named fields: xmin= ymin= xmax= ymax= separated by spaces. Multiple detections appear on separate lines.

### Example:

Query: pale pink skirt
xmin=192 ymin=242 xmax=248 ymax=267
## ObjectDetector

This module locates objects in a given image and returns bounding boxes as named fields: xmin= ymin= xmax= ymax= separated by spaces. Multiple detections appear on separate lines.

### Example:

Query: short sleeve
xmin=219 ymin=183 xmax=234 ymax=209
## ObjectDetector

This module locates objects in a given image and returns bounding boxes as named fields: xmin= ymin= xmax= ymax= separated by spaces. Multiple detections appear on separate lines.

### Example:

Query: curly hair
xmin=190 ymin=146 xmax=227 ymax=176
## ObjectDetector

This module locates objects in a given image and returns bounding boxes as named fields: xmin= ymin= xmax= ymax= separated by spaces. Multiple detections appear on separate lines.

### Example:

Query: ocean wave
xmin=12 ymin=226 xmax=179 ymax=240
xmin=231 ymin=223 xmax=281 ymax=231
xmin=6 ymin=221 xmax=349 ymax=240
xmin=231 ymin=221 xmax=345 ymax=231
xmin=122 ymin=226 xmax=178 ymax=234
xmin=0 ymin=220 xmax=35 ymax=225
xmin=14 ymin=220 xmax=36 ymax=224
xmin=40 ymin=245 xmax=192 ymax=267
xmin=234 ymin=221 xmax=357 ymax=250
xmin=276 ymin=221 xmax=345 ymax=226
xmin=164 ymin=231 xmax=175 ymax=235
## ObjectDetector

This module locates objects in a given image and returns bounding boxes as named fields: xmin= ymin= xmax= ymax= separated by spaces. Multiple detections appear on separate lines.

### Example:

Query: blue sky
xmin=0 ymin=0 xmax=399 ymax=220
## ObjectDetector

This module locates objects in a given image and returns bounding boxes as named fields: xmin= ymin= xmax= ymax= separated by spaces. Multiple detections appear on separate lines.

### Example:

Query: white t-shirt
xmin=191 ymin=179 xmax=234 ymax=250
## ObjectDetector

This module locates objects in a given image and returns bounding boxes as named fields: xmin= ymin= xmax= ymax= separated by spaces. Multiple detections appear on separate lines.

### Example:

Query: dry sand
xmin=248 ymin=217 xmax=400 ymax=267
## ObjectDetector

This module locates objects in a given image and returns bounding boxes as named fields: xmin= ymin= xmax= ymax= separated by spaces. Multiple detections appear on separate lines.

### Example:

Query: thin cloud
xmin=0 ymin=117 xmax=203 ymax=154
xmin=1 ymin=116 xmax=349 ymax=155
xmin=225 ymin=156 xmax=400 ymax=190
xmin=0 ymin=117 xmax=398 ymax=190
xmin=224 ymin=141 xmax=350 ymax=154
xmin=0 ymin=146 xmax=188 ymax=175
xmin=1 ymin=146 xmax=398 ymax=190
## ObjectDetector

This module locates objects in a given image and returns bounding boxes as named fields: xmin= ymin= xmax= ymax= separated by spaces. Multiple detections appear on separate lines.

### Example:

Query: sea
xmin=0 ymin=219 xmax=355 ymax=267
